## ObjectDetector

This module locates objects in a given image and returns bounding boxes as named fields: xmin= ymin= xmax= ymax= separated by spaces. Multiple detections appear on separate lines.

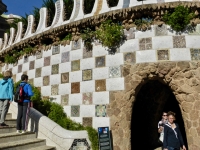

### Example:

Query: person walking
xmin=158 ymin=112 xmax=168 ymax=143
xmin=163 ymin=111 xmax=186 ymax=150
xmin=16 ymin=74 xmax=34 ymax=133
xmin=0 ymin=70 xmax=13 ymax=127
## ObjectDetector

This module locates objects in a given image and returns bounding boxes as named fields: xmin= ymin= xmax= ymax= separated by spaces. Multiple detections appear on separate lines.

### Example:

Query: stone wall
xmin=109 ymin=61 xmax=200 ymax=150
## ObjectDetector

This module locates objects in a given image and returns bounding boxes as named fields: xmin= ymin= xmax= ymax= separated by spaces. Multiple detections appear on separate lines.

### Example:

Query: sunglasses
xmin=163 ymin=115 xmax=167 ymax=116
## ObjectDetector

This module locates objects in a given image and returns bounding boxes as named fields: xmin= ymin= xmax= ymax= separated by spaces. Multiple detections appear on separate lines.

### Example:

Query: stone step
xmin=6 ymin=113 xmax=12 ymax=119
xmin=0 ymin=126 xmax=16 ymax=134
xmin=0 ymin=132 xmax=36 ymax=144
xmin=0 ymin=138 xmax=46 ymax=150
xmin=5 ymin=119 xmax=16 ymax=125
xmin=28 ymin=145 xmax=56 ymax=150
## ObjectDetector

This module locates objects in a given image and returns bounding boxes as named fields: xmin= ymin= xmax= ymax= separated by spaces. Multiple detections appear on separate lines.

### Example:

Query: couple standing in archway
xmin=158 ymin=111 xmax=186 ymax=150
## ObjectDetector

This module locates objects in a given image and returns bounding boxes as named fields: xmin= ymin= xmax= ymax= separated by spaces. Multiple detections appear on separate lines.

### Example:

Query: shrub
xmin=95 ymin=20 xmax=124 ymax=53
xmin=81 ymin=28 xmax=95 ymax=51
xmin=163 ymin=5 xmax=194 ymax=32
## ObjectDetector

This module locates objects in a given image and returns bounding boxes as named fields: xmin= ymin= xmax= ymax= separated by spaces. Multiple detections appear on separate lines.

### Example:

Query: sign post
xmin=98 ymin=127 xmax=112 ymax=150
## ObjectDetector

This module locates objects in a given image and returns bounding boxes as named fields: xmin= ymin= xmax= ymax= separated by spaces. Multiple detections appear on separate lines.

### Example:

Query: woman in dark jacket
xmin=163 ymin=111 xmax=186 ymax=150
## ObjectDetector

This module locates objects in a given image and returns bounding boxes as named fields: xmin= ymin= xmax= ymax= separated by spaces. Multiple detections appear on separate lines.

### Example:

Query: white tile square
xmin=80 ymin=80 xmax=95 ymax=93
xmin=93 ymin=67 xmax=109 ymax=80
xmin=69 ymin=94 xmax=82 ymax=105
xmin=69 ymin=71 xmax=82 ymax=83
xmin=80 ymin=105 xmax=95 ymax=117
xmin=93 ymin=92 xmax=109 ymax=104
xmin=106 ymin=78 xmax=124 ymax=91
xmin=59 ymin=83 xmax=71 ymax=95
xmin=80 ymin=58 xmax=95 ymax=70
xmin=50 ymin=74 xmax=61 ymax=85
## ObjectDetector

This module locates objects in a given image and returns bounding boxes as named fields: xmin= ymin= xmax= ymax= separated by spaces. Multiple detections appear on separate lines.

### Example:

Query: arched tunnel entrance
xmin=131 ymin=80 xmax=188 ymax=150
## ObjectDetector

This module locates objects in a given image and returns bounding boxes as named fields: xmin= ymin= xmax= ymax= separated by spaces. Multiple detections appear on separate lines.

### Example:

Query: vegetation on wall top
xmin=163 ymin=5 xmax=195 ymax=32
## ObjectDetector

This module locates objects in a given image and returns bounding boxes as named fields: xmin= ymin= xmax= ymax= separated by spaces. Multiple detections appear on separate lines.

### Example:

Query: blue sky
xmin=2 ymin=0 xmax=43 ymax=17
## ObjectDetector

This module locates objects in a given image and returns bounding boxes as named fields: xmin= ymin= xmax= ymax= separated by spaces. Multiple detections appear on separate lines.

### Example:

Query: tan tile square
xmin=61 ymin=72 xmax=69 ymax=83
xmin=95 ymin=79 xmax=106 ymax=92
xmin=71 ymin=82 xmax=80 ymax=94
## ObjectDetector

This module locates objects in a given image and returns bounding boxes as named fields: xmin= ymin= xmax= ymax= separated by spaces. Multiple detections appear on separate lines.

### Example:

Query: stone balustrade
xmin=1 ymin=0 xmax=200 ymax=53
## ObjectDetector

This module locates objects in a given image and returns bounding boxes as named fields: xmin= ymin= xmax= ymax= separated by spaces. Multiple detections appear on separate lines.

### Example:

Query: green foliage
xmin=13 ymin=80 xmax=99 ymax=150
xmin=24 ymin=45 xmax=33 ymax=55
xmin=5 ymin=54 xmax=16 ymax=64
xmin=95 ymin=20 xmax=124 ymax=52
xmin=163 ymin=5 xmax=194 ymax=32
xmin=62 ymin=33 xmax=72 ymax=41
xmin=63 ymin=0 xmax=74 ymax=20
xmin=81 ymin=28 xmax=95 ymax=51
xmin=83 ymin=0 xmax=95 ymax=14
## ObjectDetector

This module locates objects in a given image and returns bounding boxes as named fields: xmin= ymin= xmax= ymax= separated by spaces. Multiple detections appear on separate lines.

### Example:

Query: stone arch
xmin=106 ymin=0 xmax=119 ymax=8
xmin=83 ymin=0 xmax=95 ymax=14
xmin=131 ymin=80 xmax=188 ymax=149
xmin=108 ymin=62 xmax=200 ymax=150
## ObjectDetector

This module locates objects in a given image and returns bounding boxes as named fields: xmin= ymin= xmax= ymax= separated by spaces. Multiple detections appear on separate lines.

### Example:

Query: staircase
xmin=0 ymin=113 xmax=56 ymax=150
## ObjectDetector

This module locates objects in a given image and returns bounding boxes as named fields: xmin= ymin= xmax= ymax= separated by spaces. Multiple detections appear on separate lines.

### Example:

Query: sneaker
xmin=0 ymin=123 xmax=8 ymax=127
xmin=21 ymin=130 xmax=26 ymax=134
xmin=16 ymin=130 xmax=21 ymax=134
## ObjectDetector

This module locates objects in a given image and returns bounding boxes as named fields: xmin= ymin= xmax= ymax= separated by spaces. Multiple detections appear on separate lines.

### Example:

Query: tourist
xmin=0 ymin=70 xmax=13 ymax=126
xmin=16 ymin=74 xmax=34 ymax=133
xmin=158 ymin=112 xmax=168 ymax=143
xmin=163 ymin=111 xmax=186 ymax=150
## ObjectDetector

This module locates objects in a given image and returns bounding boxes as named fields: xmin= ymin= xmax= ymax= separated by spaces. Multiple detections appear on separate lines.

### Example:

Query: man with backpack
xmin=0 ymin=70 xmax=13 ymax=126
xmin=16 ymin=74 xmax=34 ymax=133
